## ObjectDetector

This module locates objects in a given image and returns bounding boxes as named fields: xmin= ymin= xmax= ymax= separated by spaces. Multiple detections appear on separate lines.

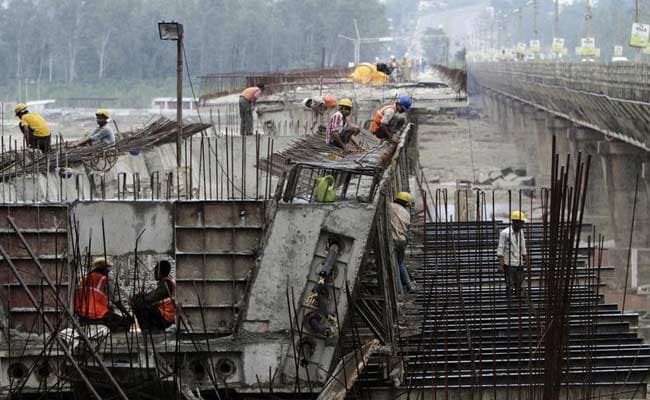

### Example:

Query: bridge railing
xmin=470 ymin=62 xmax=650 ymax=103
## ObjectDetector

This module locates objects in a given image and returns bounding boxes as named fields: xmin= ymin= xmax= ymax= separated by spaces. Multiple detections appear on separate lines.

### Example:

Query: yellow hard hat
xmin=15 ymin=103 xmax=27 ymax=114
xmin=338 ymin=98 xmax=353 ymax=109
xmin=395 ymin=191 xmax=412 ymax=204
xmin=95 ymin=109 xmax=110 ymax=119
xmin=510 ymin=210 xmax=527 ymax=222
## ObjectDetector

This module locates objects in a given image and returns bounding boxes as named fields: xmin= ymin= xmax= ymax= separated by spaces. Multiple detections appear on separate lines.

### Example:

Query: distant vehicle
xmin=581 ymin=58 xmax=597 ymax=63
xmin=152 ymin=97 xmax=198 ymax=111
xmin=611 ymin=56 xmax=629 ymax=63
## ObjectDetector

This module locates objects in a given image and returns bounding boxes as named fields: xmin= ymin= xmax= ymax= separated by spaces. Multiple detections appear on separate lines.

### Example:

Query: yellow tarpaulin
xmin=348 ymin=63 xmax=388 ymax=85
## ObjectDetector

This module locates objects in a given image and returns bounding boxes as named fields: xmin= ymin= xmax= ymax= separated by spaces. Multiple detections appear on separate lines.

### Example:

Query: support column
xmin=597 ymin=140 xmax=649 ymax=248
xmin=546 ymin=116 xmax=571 ymax=163
xmin=516 ymin=104 xmax=540 ymax=177
xmin=568 ymin=127 xmax=609 ymax=233
xmin=532 ymin=110 xmax=552 ymax=187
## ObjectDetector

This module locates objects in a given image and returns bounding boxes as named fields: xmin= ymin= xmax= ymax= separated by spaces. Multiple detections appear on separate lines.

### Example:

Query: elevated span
xmin=469 ymin=62 xmax=650 ymax=151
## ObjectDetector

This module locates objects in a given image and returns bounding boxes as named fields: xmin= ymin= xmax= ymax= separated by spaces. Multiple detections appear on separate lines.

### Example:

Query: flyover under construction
xmin=0 ymin=64 xmax=647 ymax=400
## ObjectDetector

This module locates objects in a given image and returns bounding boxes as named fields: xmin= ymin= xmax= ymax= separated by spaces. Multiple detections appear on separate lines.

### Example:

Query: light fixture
xmin=158 ymin=21 xmax=183 ymax=41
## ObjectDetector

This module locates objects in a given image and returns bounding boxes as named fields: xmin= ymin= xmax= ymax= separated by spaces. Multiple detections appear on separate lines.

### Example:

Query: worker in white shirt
xmin=496 ymin=210 xmax=528 ymax=300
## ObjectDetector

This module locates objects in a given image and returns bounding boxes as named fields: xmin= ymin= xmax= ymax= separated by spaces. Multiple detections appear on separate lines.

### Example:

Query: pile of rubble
xmin=477 ymin=166 xmax=535 ymax=188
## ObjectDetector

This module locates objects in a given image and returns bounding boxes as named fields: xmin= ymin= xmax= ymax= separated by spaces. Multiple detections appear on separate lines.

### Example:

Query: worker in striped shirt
xmin=239 ymin=84 xmax=265 ymax=135
xmin=325 ymin=98 xmax=361 ymax=150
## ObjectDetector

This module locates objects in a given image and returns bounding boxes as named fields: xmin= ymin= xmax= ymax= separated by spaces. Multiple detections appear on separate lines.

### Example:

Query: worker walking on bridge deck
xmin=239 ymin=84 xmax=265 ymax=136
xmin=391 ymin=192 xmax=417 ymax=294
xmin=497 ymin=211 xmax=528 ymax=301
xmin=131 ymin=260 xmax=176 ymax=332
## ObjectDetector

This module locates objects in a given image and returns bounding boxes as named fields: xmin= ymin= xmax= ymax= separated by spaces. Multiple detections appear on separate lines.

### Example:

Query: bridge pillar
xmin=532 ymin=110 xmax=552 ymax=186
xmin=512 ymin=103 xmax=538 ymax=176
xmin=496 ymin=95 xmax=509 ymax=133
xmin=484 ymin=91 xmax=499 ymax=123
xmin=547 ymin=116 xmax=571 ymax=163
xmin=597 ymin=140 xmax=650 ymax=248
xmin=568 ymin=127 xmax=610 ymax=233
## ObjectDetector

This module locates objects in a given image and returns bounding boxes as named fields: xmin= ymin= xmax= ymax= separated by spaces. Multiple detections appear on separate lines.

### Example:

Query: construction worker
xmin=74 ymin=258 xmax=132 ymax=331
xmin=370 ymin=95 xmax=412 ymax=142
xmin=401 ymin=56 xmax=411 ymax=82
xmin=131 ymin=260 xmax=176 ymax=332
xmin=304 ymin=95 xmax=338 ymax=131
xmin=390 ymin=192 xmax=417 ymax=294
xmin=389 ymin=56 xmax=399 ymax=82
xmin=303 ymin=95 xmax=338 ymax=116
xmin=14 ymin=103 xmax=51 ymax=152
xmin=497 ymin=210 xmax=528 ymax=300
xmin=325 ymin=98 xmax=362 ymax=150
xmin=71 ymin=109 xmax=115 ymax=147
xmin=239 ymin=83 xmax=265 ymax=136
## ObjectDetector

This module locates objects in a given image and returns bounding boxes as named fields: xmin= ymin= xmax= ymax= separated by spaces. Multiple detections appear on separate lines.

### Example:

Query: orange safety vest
xmin=74 ymin=272 xmax=109 ymax=319
xmin=154 ymin=277 xmax=176 ymax=323
xmin=322 ymin=95 xmax=337 ymax=109
xmin=370 ymin=105 xmax=395 ymax=134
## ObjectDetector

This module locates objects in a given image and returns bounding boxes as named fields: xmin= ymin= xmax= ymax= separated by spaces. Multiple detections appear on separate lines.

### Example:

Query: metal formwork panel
xmin=0 ymin=205 xmax=68 ymax=332
xmin=175 ymin=201 xmax=264 ymax=334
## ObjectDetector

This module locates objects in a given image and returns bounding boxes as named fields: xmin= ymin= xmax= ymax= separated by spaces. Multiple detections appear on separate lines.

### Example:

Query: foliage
xmin=0 ymin=0 xmax=389 ymax=102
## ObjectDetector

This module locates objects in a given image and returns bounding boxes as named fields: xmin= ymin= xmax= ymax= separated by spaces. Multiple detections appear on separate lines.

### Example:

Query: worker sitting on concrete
xmin=370 ymin=95 xmax=412 ymax=142
xmin=131 ymin=260 xmax=176 ymax=332
xmin=239 ymin=83 xmax=265 ymax=136
xmin=71 ymin=109 xmax=115 ymax=147
xmin=304 ymin=95 xmax=338 ymax=131
xmin=390 ymin=191 xmax=417 ymax=294
xmin=14 ymin=103 xmax=51 ymax=152
xmin=74 ymin=258 xmax=133 ymax=331
xmin=325 ymin=98 xmax=362 ymax=150
xmin=497 ymin=210 xmax=528 ymax=301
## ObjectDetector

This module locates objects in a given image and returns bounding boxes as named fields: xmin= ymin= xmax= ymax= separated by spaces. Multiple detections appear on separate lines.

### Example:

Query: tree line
xmin=0 ymin=0 xmax=391 ymax=94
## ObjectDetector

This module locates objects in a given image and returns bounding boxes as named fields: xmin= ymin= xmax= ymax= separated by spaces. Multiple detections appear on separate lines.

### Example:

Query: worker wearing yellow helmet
xmin=71 ymin=109 xmax=116 ymax=148
xmin=15 ymin=103 xmax=51 ymax=152
xmin=325 ymin=98 xmax=361 ymax=150
xmin=496 ymin=210 xmax=528 ymax=301
xmin=391 ymin=191 xmax=417 ymax=294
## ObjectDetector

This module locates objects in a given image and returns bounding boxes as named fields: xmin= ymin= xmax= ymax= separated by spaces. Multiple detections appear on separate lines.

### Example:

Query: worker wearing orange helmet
xmin=14 ymin=103 xmax=51 ymax=152
xmin=496 ymin=210 xmax=528 ymax=300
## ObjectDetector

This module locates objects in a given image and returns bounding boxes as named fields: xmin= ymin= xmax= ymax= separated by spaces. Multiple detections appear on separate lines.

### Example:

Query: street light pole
xmin=158 ymin=21 xmax=184 ymax=168
xmin=176 ymin=32 xmax=183 ymax=168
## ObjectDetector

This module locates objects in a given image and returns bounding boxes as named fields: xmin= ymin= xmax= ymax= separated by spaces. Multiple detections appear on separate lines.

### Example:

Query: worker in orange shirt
xmin=370 ymin=95 xmax=412 ymax=142
xmin=303 ymin=95 xmax=338 ymax=131
xmin=74 ymin=258 xmax=132 ymax=331
xmin=239 ymin=83 xmax=265 ymax=135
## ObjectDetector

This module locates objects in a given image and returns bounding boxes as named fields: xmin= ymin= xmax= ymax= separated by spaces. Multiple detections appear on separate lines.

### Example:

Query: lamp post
xmin=158 ymin=21 xmax=184 ymax=168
